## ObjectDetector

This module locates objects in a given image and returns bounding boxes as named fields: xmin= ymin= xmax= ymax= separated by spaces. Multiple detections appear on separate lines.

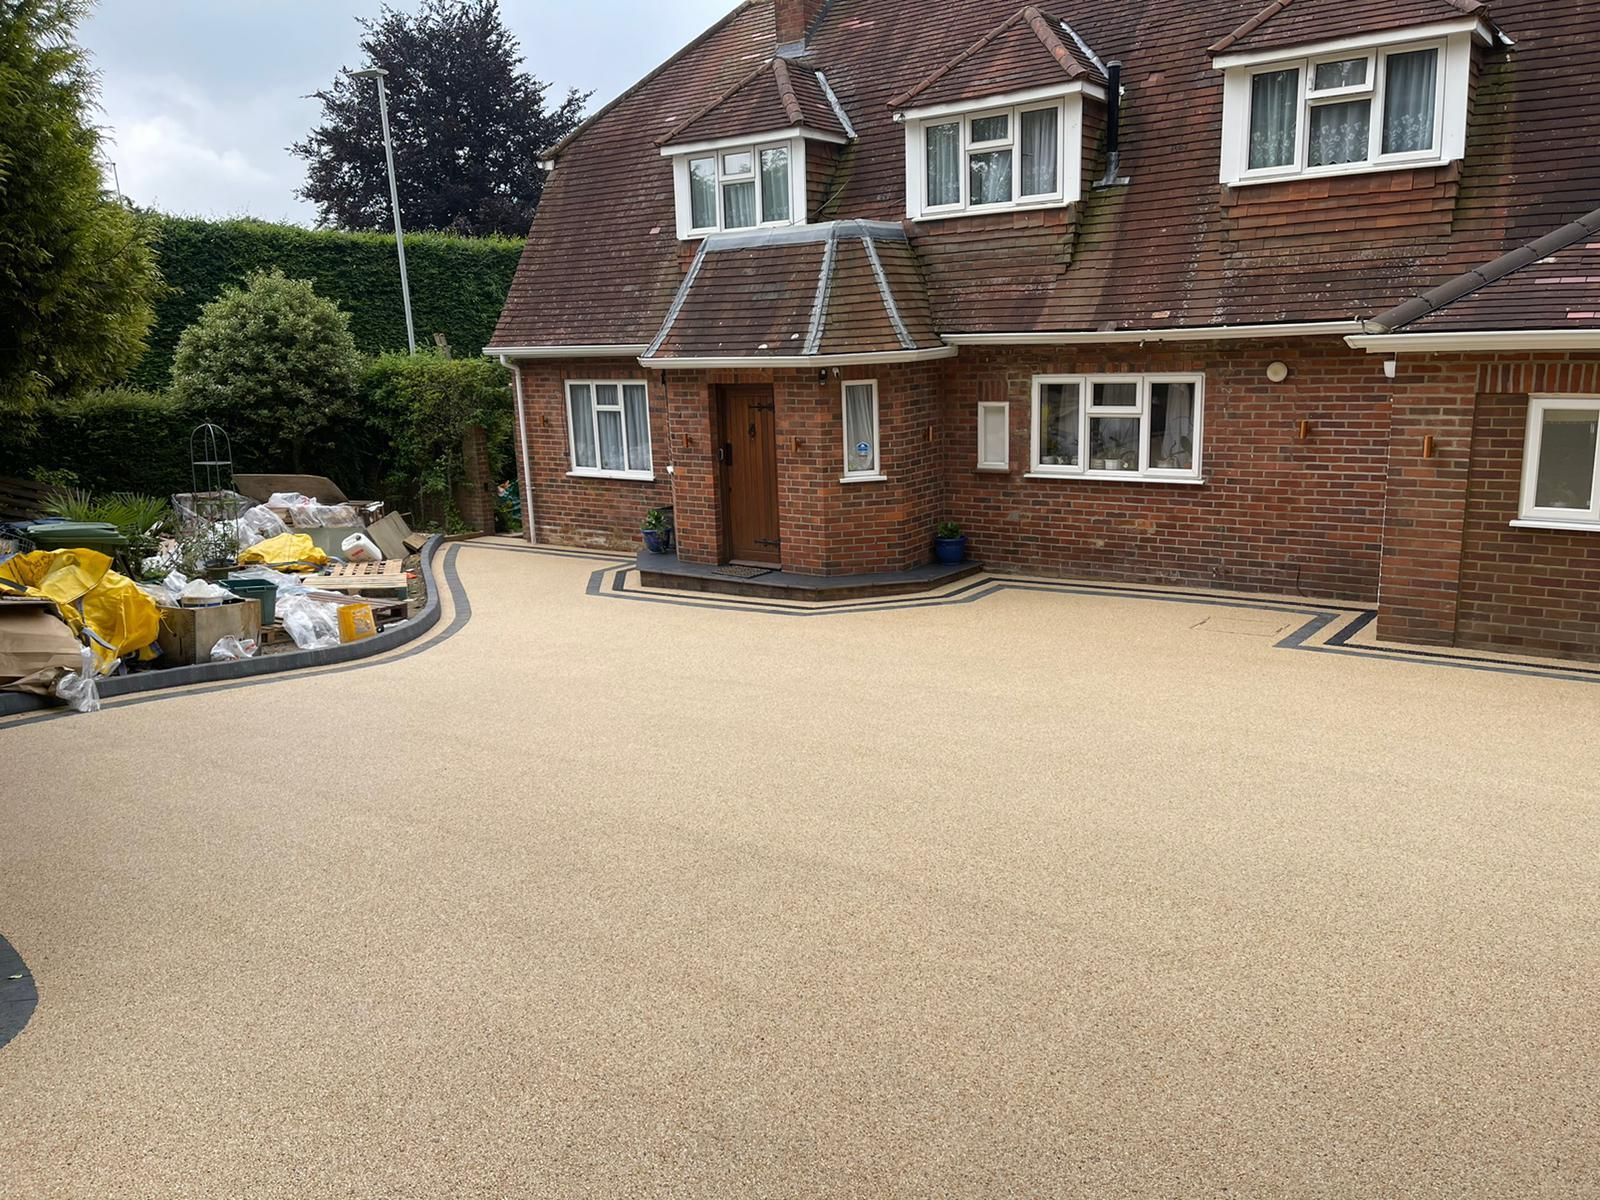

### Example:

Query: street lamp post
xmin=350 ymin=67 xmax=417 ymax=354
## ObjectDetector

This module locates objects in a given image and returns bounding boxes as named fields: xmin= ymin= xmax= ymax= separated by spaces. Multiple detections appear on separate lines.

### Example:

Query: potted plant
xmin=934 ymin=520 xmax=968 ymax=564
xmin=1155 ymin=437 xmax=1192 ymax=470
xmin=641 ymin=507 xmax=671 ymax=554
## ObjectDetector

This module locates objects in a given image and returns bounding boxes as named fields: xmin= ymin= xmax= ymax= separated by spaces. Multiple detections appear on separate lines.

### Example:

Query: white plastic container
xmin=341 ymin=532 xmax=383 ymax=563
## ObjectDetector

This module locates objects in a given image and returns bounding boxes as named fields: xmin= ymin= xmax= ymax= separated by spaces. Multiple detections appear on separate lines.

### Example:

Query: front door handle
xmin=719 ymin=441 xmax=733 ymax=467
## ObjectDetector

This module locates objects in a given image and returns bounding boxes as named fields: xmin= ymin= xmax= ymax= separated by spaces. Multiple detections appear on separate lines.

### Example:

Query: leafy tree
xmin=0 ymin=0 xmax=160 ymax=421
xmin=169 ymin=269 xmax=362 ymax=472
xmin=291 ymin=0 xmax=587 ymax=238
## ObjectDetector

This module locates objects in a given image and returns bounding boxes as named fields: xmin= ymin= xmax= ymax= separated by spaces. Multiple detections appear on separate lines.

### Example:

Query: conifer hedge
xmin=127 ymin=215 xmax=523 ymax=388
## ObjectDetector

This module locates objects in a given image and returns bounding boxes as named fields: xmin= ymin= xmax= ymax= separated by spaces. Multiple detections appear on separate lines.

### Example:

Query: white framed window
xmin=1217 ymin=27 xmax=1476 ymax=186
xmin=669 ymin=136 xmax=805 ymax=238
xmin=565 ymin=380 xmax=654 ymax=480
xmin=842 ymin=380 xmax=882 ymax=481
xmin=977 ymin=401 xmax=1009 ymax=470
xmin=902 ymin=88 xmax=1086 ymax=221
xmin=1029 ymin=374 xmax=1203 ymax=482
xmin=1514 ymin=397 xmax=1600 ymax=532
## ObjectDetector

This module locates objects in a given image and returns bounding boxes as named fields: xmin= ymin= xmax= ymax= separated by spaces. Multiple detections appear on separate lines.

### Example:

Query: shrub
xmin=358 ymin=353 xmax=512 ymax=524
xmin=169 ymin=269 xmax=361 ymax=473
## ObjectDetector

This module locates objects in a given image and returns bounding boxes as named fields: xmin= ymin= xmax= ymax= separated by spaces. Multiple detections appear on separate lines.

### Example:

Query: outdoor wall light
xmin=817 ymin=369 xmax=828 ymax=384
xmin=1384 ymin=358 xmax=1399 ymax=380
xmin=1266 ymin=361 xmax=1290 ymax=383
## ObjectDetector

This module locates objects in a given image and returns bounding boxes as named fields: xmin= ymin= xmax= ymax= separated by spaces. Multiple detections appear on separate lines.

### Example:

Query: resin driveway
xmin=1 ymin=539 xmax=1596 ymax=1198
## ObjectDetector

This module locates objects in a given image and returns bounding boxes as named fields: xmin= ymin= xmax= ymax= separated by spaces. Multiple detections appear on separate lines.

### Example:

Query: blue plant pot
xmin=934 ymin=536 xmax=968 ymax=564
xmin=642 ymin=529 xmax=669 ymax=554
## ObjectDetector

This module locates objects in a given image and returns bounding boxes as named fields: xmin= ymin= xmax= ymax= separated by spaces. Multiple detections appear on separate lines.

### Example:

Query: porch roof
xmin=641 ymin=221 xmax=944 ymax=365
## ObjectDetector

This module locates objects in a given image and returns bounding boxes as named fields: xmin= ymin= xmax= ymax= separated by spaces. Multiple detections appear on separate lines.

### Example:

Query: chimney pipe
xmin=776 ymin=0 xmax=826 ymax=56
xmin=1096 ymin=60 xmax=1130 ymax=189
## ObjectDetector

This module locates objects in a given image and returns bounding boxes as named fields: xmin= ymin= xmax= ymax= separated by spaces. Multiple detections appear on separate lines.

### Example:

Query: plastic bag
xmin=180 ymin=577 xmax=234 ymax=605
xmin=209 ymin=636 xmax=258 ymax=662
xmin=240 ymin=505 xmax=288 ymax=542
xmin=53 ymin=644 xmax=102 ymax=713
xmin=267 ymin=493 xmax=356 ymax=530
xmin=277 ymin=592 xmax=341 ymax=650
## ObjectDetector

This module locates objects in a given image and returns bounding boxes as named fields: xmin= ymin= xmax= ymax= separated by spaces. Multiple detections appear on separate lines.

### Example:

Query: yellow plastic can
xmin=337 ymin=603 xmax=377 ymax=643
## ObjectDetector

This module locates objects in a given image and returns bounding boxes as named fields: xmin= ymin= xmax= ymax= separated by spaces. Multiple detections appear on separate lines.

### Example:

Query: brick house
xmin=488 ymin=0 xmax=1600 ymax=661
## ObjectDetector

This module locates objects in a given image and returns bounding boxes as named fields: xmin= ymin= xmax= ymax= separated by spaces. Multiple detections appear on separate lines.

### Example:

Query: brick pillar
xmin=666 ymin=371 xmax=722 ymax=563
xmin=1376 ymin=357 xmax=1478 ymax=646
xmin=456 ymin=423 xmax=497 ymax=534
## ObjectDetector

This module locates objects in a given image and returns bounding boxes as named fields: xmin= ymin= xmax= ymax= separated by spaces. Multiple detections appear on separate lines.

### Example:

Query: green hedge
xmin=127 ymin=215 xmax=523 ymax=388
xmin=13 ymin=357 xmax=514 ymax=525
xmin=18 ymin=388 xmax=197 ymax=497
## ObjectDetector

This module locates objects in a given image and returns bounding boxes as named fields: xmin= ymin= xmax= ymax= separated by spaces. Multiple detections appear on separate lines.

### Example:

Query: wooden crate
xmin=156 ymin=601 xmax=261 ymax=666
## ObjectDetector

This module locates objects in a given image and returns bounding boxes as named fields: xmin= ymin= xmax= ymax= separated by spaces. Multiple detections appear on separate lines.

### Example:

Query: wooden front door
xmin=718 ymin=385 xmax=780 ymax=565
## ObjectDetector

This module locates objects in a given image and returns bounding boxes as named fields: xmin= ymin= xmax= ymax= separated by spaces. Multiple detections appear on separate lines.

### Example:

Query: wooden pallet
xmin=303 ymin=560 xmax=409 ymax=594
xmin=321 ymin=560 xmax=404 ymax=577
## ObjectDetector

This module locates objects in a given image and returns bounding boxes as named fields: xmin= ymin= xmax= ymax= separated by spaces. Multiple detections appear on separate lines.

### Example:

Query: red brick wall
xmin=515 ymin=359 xmax=672 ymax=550
xmin=944 ymin=340 xmax=1392 ymax=600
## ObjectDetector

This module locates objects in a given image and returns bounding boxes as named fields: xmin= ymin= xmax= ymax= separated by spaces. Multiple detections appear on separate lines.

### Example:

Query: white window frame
xmin=667 ymin=134 xmax=808 ymax=239
xmin=1027 ymin=373 xmax=1205 ymax=483
xmin=1513 ymin=396 xmax=1600 ymax=532
xmin=841 ymin=379 xmax=883 ymax=482
xmin=565 ymin=379 xmax=655 ymax=481
xmin=1217 ymin=25 xmax=1477 ymax=186
xmin=977 ymin=401 xmax=1010 ymax=471
xmin=901 ymin=85 xmax=1088 ymax=222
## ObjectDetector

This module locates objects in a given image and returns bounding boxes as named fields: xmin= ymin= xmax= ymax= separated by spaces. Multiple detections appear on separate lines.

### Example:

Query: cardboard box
xmin=156 ymin=601 xmax=261 ymax=666
xmin=0 ymin=602 xmax=83 ymax=694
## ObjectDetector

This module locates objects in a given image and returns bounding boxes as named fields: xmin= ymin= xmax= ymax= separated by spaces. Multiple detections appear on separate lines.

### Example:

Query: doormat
xmin=715 ymin=565 xmax=774 ymax=579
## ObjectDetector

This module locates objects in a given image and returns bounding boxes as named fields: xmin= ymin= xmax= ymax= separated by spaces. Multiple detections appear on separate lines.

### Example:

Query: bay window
xmin=566 ymin=381 xmax=653 ymax=479
xmin=1030 ymin=374 xmax=1203 ymax=481
xmin=1516 ymin=398 xmax=1600 ymax=531
xmin=1218 ymin=29 xmax=1473 ymax=186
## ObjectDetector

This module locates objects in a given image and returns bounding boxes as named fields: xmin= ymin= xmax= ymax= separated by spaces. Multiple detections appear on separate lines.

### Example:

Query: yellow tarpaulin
xmin=236 ymin=533 xmax=328 ymax=570
xmin=0 ymin=549 xmax=160 ymax=673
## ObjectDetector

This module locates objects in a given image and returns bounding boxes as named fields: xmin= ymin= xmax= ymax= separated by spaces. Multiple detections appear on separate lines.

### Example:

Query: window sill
xmin=840 ymin=473 xmax=888 ymax=484
xmin=567 ymin=470 xmax=656 ymax=482
xmin=1224 ymin=154 xmax=1451 ymax=189
xmin=910 ymin=196 xmax=1071 ymax=223
xmin=1025 ymin=471 xmax=1206 ymax=485
xmin=1510 ymin=518 xmax=1600 ymax=534
xmin=975 ymin=465 xmax=1010 ymax=473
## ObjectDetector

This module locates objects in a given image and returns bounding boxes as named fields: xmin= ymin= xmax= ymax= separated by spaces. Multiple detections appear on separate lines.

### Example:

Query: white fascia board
xmin=659 ymin=126 xmax=847 ymax=157
xmin=1347 ymin=330 xmax=1600 ymax=353
xmin=895 ymin=80 xmax=1104 ymax=123
xmin=639 ymin=346 xmax=957 ymax=370
xmin=486 ymin=345 xmax=650 ymax=359
xmin=942 ymin=321 xmax=1364 ymax=346
xmin=1211 ymin=17 xmax=1486 ymax=70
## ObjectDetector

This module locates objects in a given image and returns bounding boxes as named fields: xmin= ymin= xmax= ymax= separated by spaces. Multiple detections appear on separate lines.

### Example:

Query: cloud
xmin=82 ymin=0 xmax=737 ymax=224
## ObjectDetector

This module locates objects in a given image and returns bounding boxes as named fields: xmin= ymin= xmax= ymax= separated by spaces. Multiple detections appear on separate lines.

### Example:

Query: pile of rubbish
xmin=1 ymin=475 xmax=423 ymax=714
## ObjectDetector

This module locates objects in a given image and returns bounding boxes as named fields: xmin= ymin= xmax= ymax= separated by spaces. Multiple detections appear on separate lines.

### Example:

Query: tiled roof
xmin=661 ymin=57 xmax=849 ymax=148
xmin=887 ymin=6 xmax=1096 ymax=113
xmin=492 ymin=0 xmax=1600 ymax=351
xmin=1372 ymin=207 xmax=1600 ymax=332
xmin=1210 ymin=0 xmax=1486 ymax=56
xmin=642 ymin=221 xmax=941 ymax=361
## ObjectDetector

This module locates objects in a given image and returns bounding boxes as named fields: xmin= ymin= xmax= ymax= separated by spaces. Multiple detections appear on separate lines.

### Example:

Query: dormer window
xmin=921 ymin=102 xmax=1064 ymax=213
xmin=1240 ymin=42 xmax=1442 ymax=178
xmin=901 ymin=91 xmax=1088 ymax=221
xmin=1213 ymin=13 xmax=1491 ymax=187
xmin=684 ymin=141 xmax=796 ymax=233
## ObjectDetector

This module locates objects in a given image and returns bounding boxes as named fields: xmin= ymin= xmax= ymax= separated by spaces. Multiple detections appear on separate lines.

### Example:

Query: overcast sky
xmin=80 ymin=0 xmax=733 ymax=225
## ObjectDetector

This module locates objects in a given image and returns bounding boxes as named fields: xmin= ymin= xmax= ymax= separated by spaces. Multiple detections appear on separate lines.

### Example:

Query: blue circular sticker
xmin=855 ymin=441 xmax=871 ymax=456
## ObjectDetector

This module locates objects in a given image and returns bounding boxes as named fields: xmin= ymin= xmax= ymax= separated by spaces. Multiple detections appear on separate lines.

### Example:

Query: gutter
xmin=1347 ymin=330 xmax=1600 ymax=353
xmin=942 ymin=321 xmax=1364 ymax=345
xmin=639 ymin=346 xmax=957 ymax=370
xmin=484 ymin=344 xmax=650 ymax=359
